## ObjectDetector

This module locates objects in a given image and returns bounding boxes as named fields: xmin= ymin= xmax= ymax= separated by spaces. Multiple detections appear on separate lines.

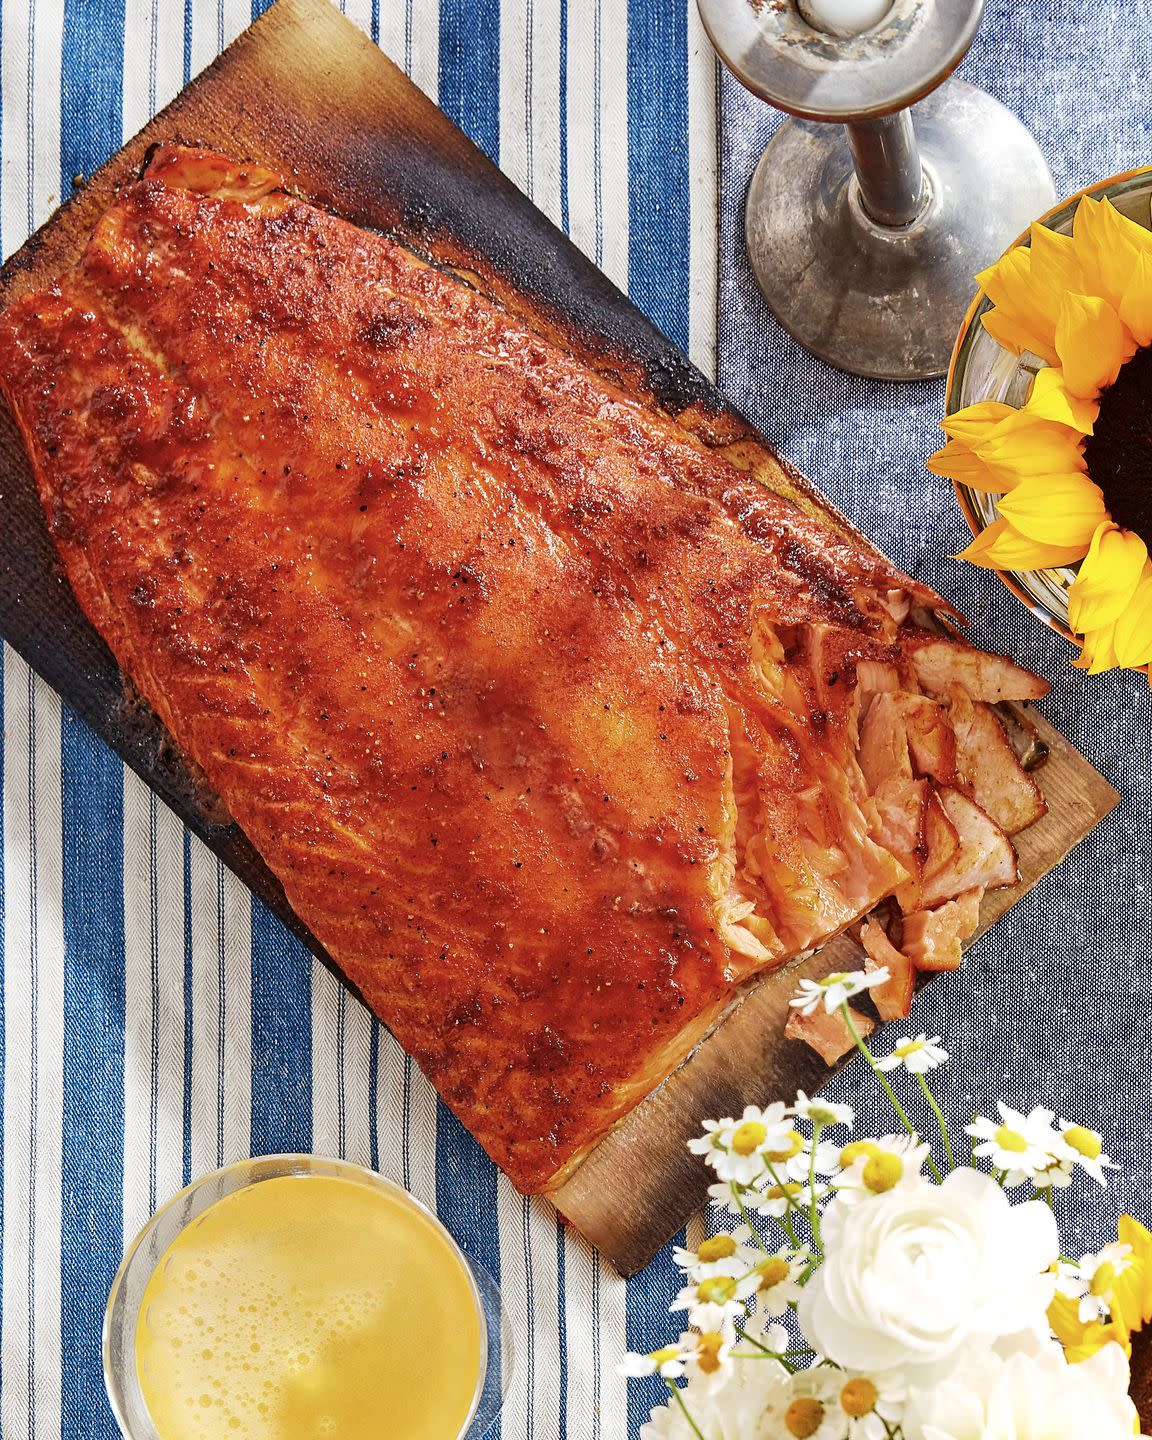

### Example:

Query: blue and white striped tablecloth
xmin=0 ymin=2 xmax=718 ymax=1436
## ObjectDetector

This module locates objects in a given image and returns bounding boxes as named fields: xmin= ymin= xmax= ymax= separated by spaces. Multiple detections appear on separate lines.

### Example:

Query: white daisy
xmin=638 ymin=1347 xmax=790 ymax=1440
xmin=831 ymin=1370 xmax=908 ymax=1439
xmin=707 ymin=1104 xmax=797 ymax=1187
xmin=834 ymin=1134 xmax=932 ymax=1203
xmin=670 ymin=1271 xmax=756 ymax=1332
xmin=793 ymin=1091 xmax=855 ymax=1129
xmin=762 ymin=1367 xmax=849 ymax=1440
xmin=688 ymin=1116 xmax=736 ymax=1158
xmin=966 ymin=1102 xmax=1062 ymax=1182
xmin=1057 ymin=1120 xmax=1119 ymax=1187
xmin=742 ymin=1177 xmax=821 ymax=1220
xmin=745 ymin=1248 xmax=805 ymax=1318
xmin=790 ymin=968 xmax=890 ymax=1018
xmin=672 ymin=1228 xmax=759 ymax=1282
xmin=618 ymin=1339 xmax=692 ymax=1380
xmin=682 ymin=1320 xmax=740 ymax=1393
xmin=873 ymin=1034 xmax=948 ymax=1075
xmin=1059 ymin=1243 xmax=1133 ymax=1324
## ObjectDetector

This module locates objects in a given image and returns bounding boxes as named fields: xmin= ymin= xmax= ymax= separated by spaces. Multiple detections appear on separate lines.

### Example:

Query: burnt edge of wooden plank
xmin=0 ymin=0 xmax=1120 ymax=1274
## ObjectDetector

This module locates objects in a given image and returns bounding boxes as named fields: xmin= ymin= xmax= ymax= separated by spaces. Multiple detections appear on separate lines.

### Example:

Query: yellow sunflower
xmin=1048 ymin=1215 xmax=1152 ymax=1363
xmin=929 ymin=192 xmax=1152 ymax=676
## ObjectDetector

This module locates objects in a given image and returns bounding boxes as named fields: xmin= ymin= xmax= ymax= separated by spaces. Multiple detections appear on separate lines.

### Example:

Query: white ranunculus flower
xmin=797 ymin=1168 xmax=1058 ymax=1382
xmin=900 ymin=1335 xmax=1138 ymax=1439
xmin=639 ymin=1354 xmax=790 ymax=1440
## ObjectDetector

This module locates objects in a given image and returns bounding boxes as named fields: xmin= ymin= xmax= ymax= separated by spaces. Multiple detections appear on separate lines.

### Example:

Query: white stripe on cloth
xmin=378 ymin=0 xmax=441 ymax=97
xmin=686 ymin=0 xmax=719 ymax=380
xmin=121 ymin=781 xmax=187 ymax=1242
xmin=188 ymin=845 xmax=252 ymax=1176
xmin=1 ymin=1 xmax=67 ymax=1433
xmin=499 ymin=0 xmax=563 ymax=223
xmin=565 ymin=0 xmax=628 ymax=291
xmin=189 ymin=0 xmax=254 ymax=83
xmin=2 ymin=658 xmax=65 ymax=1440
xmin=120 ymin=0 xmax=185 ymax=139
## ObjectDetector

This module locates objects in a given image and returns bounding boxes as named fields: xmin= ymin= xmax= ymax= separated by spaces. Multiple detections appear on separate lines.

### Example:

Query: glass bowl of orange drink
xmin=104 ymin=1154 xmax=505 ymax=1440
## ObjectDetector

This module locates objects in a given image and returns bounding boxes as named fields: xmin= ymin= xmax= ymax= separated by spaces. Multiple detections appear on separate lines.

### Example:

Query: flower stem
xmin=917 ymin=1073 xmax=955 ymax=1171
xmin=841 ymin=1005 xmax=942 ymax=1182
xmin=733 ymin=1184 xmax=782 ymax=1253
xmin=807 ymin=1120 xmax=824 ymax=1251
xmin=756 ymin=1166 xmax=802 ymax=1250
xmin=666 ymin=1381 xmax=708 ymax=1440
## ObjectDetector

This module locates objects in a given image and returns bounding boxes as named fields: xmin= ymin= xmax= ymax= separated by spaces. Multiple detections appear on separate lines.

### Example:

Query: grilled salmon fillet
xmin=0 ymin=146 xmax=1049 ymax=1191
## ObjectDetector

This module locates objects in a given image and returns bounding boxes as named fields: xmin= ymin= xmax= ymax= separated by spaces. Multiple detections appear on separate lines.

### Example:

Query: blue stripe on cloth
xmin=624 ymin=5 xmax=691 ymax=1434
xmin=626 ymin=1231 xmax=686 ymax=1438
xmin=438 ymin=0 xmax=500 ymax=162
xmin=249 ymin=905 xmax=312 ymax=1156
xmin=59 ymin=709 xmax=124 ymax=1440
xmin=625 ymin=0 xmax=690 ymax=352
xmin=435 ymin=1107 xmax=500 ymax=1435
xmin=59 ymin=0 xmax=124 ymax=187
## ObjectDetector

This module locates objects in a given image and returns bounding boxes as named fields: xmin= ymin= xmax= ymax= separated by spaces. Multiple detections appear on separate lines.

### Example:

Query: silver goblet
xmin=698 ymin=0 xmax=1055 ymax=380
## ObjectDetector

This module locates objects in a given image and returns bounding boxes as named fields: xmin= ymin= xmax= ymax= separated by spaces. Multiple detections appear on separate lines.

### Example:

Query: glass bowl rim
xmin=944 ymin=163 xmax=1152 ymax=644
xmin=102 ymin=1152 xmax=491 ymax=1440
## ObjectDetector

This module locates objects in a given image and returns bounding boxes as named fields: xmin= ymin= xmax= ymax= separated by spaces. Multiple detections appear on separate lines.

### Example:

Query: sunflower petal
xmin=1029 ymin=222 xmax=1089 ymax=298
xmin=996 ymin=472 xmax=1108 ymax=546
xmin=1025 ymin=365 xmax=1098 ymax=435
xmin=1071 ymin=194 xmax=1152 ymax=306
xmin=1112 ymin=565 xmax=1152 ymax=667
xmin=977 ymin=247 xmax=1060 ymax=364
xmin=972 ymin=412 xmax=1087 ymax=481
xmin=939 ymin=401 xmax=1016 ymax=443
xmin=1054 ymin=293 xmax=1132 ymax=399
xmin=1119 ymin=250 xmax=1152 ymax=347
xmin=956 ymin=516 xmax=1087 ymax=570
xmin=1067 ymin=522 xmax=1149 ymax=632
xmin=926 ymin=440 xmax=1013 ymax=493
xmin=1073 ymin=622 xmax=1124 ymax=675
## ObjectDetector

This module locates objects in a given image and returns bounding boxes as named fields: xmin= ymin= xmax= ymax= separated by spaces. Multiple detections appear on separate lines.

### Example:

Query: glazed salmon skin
xmin=0 ymin=147 xmax=1047 ymax=1191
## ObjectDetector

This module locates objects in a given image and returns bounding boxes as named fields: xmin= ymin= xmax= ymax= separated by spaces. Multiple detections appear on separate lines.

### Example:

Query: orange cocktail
xmin=107 ymin=1159 xmax=486 ymax=1440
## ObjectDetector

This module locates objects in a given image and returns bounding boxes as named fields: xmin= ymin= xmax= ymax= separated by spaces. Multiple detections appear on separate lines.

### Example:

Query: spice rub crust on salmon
xmin=0 ymin=147 xmax=1049 ymax=1191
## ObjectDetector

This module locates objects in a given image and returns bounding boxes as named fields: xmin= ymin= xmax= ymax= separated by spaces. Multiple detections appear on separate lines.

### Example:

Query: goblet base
xmin=745 ymin=78 xmax=1055 ymax=380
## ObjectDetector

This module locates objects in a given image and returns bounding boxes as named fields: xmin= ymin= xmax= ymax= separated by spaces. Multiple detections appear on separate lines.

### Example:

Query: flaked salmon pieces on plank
xmin=0 ymin=146 xmax=1048 ymax=1189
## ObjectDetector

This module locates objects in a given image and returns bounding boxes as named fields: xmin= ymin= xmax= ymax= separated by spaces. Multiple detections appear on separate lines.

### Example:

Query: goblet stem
xmin=847 ymin=109 xmax=925 ymax=228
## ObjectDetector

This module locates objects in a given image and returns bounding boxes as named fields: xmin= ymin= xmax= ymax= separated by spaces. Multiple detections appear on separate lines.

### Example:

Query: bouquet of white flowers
xmin=619 ymin=968 xmax=1152 ymax=1440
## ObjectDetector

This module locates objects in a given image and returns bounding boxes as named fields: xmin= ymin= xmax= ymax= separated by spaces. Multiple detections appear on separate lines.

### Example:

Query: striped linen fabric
xmin=0 ymin=1 xmax=719 ymax=1436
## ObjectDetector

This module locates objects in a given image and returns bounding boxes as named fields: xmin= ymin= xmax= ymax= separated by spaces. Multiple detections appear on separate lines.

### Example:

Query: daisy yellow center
xmin=1091 ymin=1262 xmax=1117 ymax=1299
xmin=649 ymin=1346 xmax=680 ymax=1369
xmin=840 ymin=1378 xmax=879 ymax=1417
xmin=823 ymin=972 xmax=850 ymax=987
xmin=732 ymin=1122 xmax=768 ymax=1156
xmin=696 ymin=1235 xmax=737 ymax=1263
xmin=764 ymin=1130 xmax=805 ymax=1163
xmin=1065 ymin=1126 xmax=1103 ymax=1160
xmin=840 ymin=1140 xmax=880 ymax=1168
xmin=785 ymin=1398 xmax=824 ymax=1438
xmin=696 ymin=1332 xmax=725 ymax=1374
xmin=765 ymin=1183 xmax=804 ymax=1201
xmin=863 ymin=1154 xmax=903 ymax=1193
xmin=755 ymin=1257 xmax=790 ymax=1289
xmin=894 ymin=1039 xmax=924 ymax=1057
xmin=697 ymin=1275 xmax=735 ymax=1305
xmin=995 ymin=1125 xmax=1030 ymax=1154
